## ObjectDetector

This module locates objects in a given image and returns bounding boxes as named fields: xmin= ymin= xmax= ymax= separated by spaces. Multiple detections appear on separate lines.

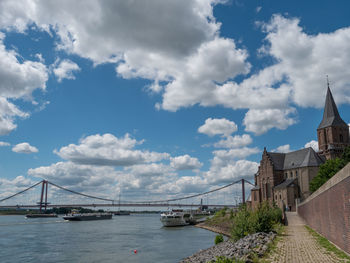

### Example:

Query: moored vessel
xmin=160 ymin=210 xmax=188 ymax=227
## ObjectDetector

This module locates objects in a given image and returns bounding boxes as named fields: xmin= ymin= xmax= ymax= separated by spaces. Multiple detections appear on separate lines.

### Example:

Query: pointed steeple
xmin=318 ymin=81 xmax=347 ymax=129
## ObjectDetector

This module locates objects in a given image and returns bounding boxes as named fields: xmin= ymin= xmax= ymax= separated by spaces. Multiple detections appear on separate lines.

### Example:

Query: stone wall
xmin=297 ymin=163 xmax=350 ymax=253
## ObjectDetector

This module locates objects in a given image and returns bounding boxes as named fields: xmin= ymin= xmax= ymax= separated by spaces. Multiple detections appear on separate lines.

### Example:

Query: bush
xmin=215 ymin=234 xmax=224 ymax=245
xmin=231 ymin=204 xmax=254 ymax=241
xmin=231 ymin=202 xmax=282 ymax=241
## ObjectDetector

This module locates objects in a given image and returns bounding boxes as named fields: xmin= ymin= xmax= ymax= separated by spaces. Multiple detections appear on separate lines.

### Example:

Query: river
xmin=0 ymin=214 xmax=217 ymax=263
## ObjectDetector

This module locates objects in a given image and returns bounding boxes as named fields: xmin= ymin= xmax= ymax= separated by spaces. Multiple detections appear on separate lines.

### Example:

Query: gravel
xmin=180 ymin=232 xmax=276 ymax=263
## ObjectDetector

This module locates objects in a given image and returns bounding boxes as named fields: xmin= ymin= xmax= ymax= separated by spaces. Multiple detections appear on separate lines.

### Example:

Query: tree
xmin=310 ymin=146 xmax=350 ymax=193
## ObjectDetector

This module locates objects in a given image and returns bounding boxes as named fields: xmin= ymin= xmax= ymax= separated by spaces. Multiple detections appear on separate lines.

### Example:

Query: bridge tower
xmin=38 ymin=180 xmax=49 ymax=212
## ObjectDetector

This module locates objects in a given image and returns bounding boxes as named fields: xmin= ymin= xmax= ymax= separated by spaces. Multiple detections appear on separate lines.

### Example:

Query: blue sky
xmin=0 ymin=0 xmax=349 ymax=202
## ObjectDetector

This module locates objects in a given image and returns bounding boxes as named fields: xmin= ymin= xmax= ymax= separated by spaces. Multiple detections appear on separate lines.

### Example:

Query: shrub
xmin=231 ymin=204 xmax=254 ymax=241
xmin=231 ymin=202 xmax=282 ymax=241
xmin=215 ymin=234 xmax=224 ymax=245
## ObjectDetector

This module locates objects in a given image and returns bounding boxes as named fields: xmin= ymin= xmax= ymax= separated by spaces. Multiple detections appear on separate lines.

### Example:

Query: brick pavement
xmin=265 ymin=212 xmax=348 ymax=263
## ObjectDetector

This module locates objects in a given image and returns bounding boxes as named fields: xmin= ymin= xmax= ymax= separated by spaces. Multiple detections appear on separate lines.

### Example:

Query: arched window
xmin=340 ymin=134 xmax=344 ymax=142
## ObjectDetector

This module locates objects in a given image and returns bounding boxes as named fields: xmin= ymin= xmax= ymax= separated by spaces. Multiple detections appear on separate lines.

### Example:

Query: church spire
xmin=318 ymin=79 xmax=347 ymax=129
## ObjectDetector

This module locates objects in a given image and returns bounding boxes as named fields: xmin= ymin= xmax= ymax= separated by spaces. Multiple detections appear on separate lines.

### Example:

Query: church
xmin=251 ymin=84 xmax=350 ymax=211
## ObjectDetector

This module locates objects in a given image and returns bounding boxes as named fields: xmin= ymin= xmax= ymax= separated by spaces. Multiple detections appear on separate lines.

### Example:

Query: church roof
xmin=318 ymin=86 xmax=348 ymax=129
xmin=274 ymin=179 xmax=296 ymax=190
xmin=267 ymin=147 xmax=324 ymax=170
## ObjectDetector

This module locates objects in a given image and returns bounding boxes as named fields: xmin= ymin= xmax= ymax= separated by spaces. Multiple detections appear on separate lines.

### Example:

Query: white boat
xmin=160 ymin=210 xmax=188 ymax=227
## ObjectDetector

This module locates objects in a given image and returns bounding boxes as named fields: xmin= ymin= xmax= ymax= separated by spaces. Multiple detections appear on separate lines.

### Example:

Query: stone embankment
xmin=195 ymin=222 xmax=231 ymax=237
xmin=180 ymin=232 xmax=276 ymax=263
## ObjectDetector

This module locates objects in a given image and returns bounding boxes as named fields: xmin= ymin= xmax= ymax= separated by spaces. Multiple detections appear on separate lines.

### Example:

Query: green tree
xmin=310 ymin=146 xmax=350 ymax=193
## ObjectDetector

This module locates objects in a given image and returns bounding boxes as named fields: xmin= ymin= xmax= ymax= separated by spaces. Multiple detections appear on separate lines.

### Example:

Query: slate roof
xmin=267 ymin=147 xmax=324 ymax=170
xmin=274 ymin=179 xmax=296 ymax=190
xmin=318 ymin=87 xmax=348 ymax=129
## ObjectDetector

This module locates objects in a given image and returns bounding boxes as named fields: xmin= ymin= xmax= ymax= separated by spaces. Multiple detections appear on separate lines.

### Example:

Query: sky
xmin=0 ymin=0 xmax=350 ymax=203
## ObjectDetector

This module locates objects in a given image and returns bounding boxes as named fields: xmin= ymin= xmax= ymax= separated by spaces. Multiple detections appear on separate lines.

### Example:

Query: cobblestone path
xmin=265 ymin=212 xmax=347 ymax=263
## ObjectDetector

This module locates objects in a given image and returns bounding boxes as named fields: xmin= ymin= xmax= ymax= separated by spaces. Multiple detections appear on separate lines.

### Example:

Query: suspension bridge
xmin=0 ymin=179 xmax=254 ymax=212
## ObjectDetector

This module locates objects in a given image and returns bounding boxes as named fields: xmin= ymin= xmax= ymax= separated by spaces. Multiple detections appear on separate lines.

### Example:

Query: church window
xmin=254 ymin=191 xmax=257 ymax=201
xmin=279 ymin=194 xmax=281 ymax=200
xmin=340 ymin=134 xmax=344 ymax=142
xmin=295 ymin=171 xmax=298 ymax=177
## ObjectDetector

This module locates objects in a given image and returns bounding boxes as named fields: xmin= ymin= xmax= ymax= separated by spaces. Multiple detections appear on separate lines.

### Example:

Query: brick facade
xmin=298 ymin=163 xmax=350 ymax=254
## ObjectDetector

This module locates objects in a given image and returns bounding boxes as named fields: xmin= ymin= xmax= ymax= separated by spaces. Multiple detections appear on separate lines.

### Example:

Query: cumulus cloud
xmin=272 ymin=144 xmax=292 ymax=153
xmin=170 ymin=155 xmax=202 ymax=170
xmin=206 ymin=159 xmax=259 ymax=184
xmin=53 ymin=59 xmax=80 ymax=82
xmin=0 ymin=176 xmax=35 ymax=199
xmin=304 ymin=140 xmax=319 ymax=152
xmin=12 ymin=142 xmax=38 ymax=154
xmin=0 ymin=33 xmax=48 ymax=100
xmin=214 ymin=134 xmax=252 ymax=148
xmin=198 ymin=118 xmax=238 ymax=137
xmin=259 ymin=15 xmax=350 ymax=108
xmin=55 ymin=133 xmax=169 ymax=166
xmin=0 ymin=97 xmax=29 ymax=135
xmin=243 ymin=108 xmax=296 ymax=135
xmin=0 ymin=33 xmax=46 ymax=135
xmin=0 ymin=141 xmax=10 ymax=146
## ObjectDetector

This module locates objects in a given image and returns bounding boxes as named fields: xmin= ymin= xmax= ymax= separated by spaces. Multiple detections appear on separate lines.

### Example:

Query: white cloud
xmin=243 ymin=108 xmax=296 ymax=135
xmin=0 ymin=176 xmax=35 ymax=199
xmin=55 ymin=133 xmax=169 ymax=166
xmin=28 ymin=161 xmax=119 ymax=199
xmin=0 ymin=141 xmax=10 ymax=146
xmin=212 ymin=147 xmax=260 ymax=165
xmin=170 ymin=155 xmax=202 ymax=170
xmin=198 ymin=118 xmax=238 ymax=137
xmin=0 ymin=33 xmax=48 ymax=100
xmin=0 ymin=97 xmax=29 ymax=135
xmin=272 ymin=144 xmax=292 ymax=153
xmin=53 ymin=59 xmax=80 ymax=82
xmin=206 ymin=159 xmax=259 ymax=184
xmin=0 ymin=33 xmax=46 ymax=135
xmin=304 ymin=140 xmax=319 ymax=152
xmin=259 ymin=15 xmax=350 ymax=108
xmin=214 ymin=134 xmax=252 ymax=148
xmin=1 ymin=4 xmax=350 ymax=134
xmin=12 ymin=142 xmax=38 ymax=154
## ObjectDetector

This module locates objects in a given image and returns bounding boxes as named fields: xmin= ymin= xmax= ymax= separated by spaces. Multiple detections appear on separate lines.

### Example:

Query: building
xmin=251 ymin=84 xmax=349 ymax=211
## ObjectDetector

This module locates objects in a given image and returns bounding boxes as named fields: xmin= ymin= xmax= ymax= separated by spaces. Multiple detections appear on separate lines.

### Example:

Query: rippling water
xmin=0 ymin=214 xmax=216 ymax=263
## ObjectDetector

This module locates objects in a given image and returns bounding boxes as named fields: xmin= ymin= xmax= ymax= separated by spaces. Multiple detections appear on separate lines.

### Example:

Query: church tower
xmin=317 ymin=81 xmax=350 ymax=160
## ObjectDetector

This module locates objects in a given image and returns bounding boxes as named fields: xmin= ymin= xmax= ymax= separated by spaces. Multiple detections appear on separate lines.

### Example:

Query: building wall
xmin=298 ymin=163 xmax=350 ymax=254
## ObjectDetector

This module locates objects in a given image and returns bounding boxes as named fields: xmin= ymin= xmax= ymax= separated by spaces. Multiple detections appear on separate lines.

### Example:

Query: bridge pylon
xmin=37 ymin=180 xmax=49 ymax=212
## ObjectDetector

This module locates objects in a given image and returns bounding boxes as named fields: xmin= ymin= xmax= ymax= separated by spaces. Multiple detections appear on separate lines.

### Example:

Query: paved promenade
xmin=265 ymin=212 xmax=346 ymax=263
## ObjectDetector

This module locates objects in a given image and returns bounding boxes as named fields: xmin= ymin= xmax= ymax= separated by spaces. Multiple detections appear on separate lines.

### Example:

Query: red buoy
xmin=134 ymin=249 xmax=137 ymax=254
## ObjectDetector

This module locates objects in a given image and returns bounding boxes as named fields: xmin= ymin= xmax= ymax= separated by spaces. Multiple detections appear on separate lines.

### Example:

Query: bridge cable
xmin=47 ymin=181 xmax=114 ymax=202
xmin=0 ymin=180 xmax=43 ymax=203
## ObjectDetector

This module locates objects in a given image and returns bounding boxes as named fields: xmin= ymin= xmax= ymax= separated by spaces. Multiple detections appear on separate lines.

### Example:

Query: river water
xmin=0 ymin=214 xmax=217 ymax=263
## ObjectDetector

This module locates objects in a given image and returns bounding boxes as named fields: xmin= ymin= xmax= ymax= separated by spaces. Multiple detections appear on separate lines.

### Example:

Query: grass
xmin=305 ymin=225 xmax=350 ymax=262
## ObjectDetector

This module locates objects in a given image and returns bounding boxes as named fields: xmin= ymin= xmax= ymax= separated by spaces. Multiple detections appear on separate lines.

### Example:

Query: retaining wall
xmin=298 ymin=163 xmax=350 ymax=253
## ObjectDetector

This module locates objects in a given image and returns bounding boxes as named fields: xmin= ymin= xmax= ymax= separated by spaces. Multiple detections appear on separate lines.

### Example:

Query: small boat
xmin=25 ymin=213 xmax=58 ymax=218
xmin=114 ymin=210 xmax=130 ymax=216
xmin=160 ymin=210 xmax=188 ymax=227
